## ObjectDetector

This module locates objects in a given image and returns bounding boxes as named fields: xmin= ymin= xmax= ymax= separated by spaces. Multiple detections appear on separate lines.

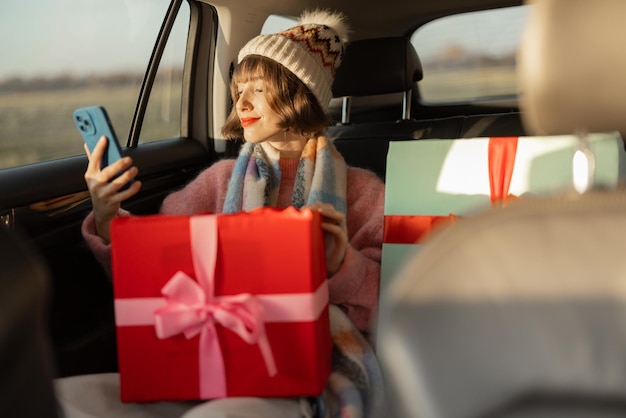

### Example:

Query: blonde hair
xmin=221 ymin=55 xmax=330 ymax=140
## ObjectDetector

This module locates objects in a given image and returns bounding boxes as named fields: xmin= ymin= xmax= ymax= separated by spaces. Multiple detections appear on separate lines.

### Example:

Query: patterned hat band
xmin=238 ymin=9 xmax=349 ymax=110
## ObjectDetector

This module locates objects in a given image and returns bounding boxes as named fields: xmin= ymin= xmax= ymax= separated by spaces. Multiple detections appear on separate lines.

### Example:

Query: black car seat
xmin=332 ymin=36 xmax=422 ymax=125
xmin=374 ymin=1 xmax=626 ymax=417
xmin=0 ymin=227 xmax=60 ymax=418
xmin=328 ymin=36 xmax=434 ymax=178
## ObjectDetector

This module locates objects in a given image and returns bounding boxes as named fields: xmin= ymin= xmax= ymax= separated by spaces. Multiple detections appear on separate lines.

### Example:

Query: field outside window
xmin=412 ymin=5 xmax=530 ymax=104
xmin=0 ymin=0 xmax=188 ymax=170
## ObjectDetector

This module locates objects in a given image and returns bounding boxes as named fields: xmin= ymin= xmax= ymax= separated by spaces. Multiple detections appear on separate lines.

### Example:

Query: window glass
xmin=141 ymin=5 xmax=189 ymax=142
xmin=411 ymin=5 xmax=530 ymax=104
xmin=0 ymin=0 xmax=189 ymax=170
xmin=261 ymin=15 xmax=296 ymax=34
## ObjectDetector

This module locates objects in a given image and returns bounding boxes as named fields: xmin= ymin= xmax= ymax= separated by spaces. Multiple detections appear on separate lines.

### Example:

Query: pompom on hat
xmin=238 ymin=9 xmax=350 ymax=110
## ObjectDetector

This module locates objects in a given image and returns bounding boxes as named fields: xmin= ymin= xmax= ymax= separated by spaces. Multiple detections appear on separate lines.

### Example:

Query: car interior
xmin=376 ymin=0 xmax=626 ymax=417
xmin=3 ymin=0 xmax=626 ymax=416
xmin=0 ymin=227 xmax=60 ymax=417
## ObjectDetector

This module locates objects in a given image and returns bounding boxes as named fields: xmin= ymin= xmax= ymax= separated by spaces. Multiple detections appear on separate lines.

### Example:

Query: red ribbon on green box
xmin=384 ymin=137 xmax=519 ymax=244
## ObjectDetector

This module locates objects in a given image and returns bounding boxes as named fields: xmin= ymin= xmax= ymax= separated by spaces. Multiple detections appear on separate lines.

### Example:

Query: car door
xmin=0 ymin=0 xmax=221 ymax=377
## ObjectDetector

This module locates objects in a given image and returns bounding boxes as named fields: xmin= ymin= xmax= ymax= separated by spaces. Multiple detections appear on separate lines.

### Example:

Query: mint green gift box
xmin=381 ymin=133 xmax=626 ymax=294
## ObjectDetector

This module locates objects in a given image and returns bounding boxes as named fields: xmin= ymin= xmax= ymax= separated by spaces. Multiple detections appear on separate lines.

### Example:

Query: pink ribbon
xmin=114 ymin=215 xmax=329 ymax=398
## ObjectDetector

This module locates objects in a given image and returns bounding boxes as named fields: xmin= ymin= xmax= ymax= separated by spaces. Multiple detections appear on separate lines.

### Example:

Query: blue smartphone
xmin=73 ymin=105 xmax=133 ymax=189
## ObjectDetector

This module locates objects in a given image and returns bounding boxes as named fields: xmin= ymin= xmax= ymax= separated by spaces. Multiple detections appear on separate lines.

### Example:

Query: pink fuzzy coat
xmin=82 ymin=158 xmax=385 ymax=335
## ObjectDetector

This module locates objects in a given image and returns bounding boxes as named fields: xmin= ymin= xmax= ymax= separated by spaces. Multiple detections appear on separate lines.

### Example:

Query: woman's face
xmin=235 ymin=77 xmax=284 ymax=144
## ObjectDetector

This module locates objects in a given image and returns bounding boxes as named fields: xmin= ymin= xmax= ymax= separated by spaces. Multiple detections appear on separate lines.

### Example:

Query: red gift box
xmin=110 ymin=207 xmax=332 ymax=402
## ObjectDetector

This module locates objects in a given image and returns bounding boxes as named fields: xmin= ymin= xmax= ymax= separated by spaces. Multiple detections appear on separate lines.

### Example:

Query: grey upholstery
xmin=375 ymin=1 xmax=626 ymax=417
xmin=376 ymin=192 xmax=626 ymax=418
xmin=519 ymin=0 xmax=626 ymax=136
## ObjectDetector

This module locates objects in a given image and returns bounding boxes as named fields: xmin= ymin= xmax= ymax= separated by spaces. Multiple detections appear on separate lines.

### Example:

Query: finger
xmin=101 ymin=156 xmax=134 ymax=179
xmin=304 ymin=202 xmax=344 ymax=222
xmin=95 ymin=177 xmax=142 ymax=206
xmin=320 ymin=222 xmax=348 ymax=238
xmin=109 ymin=166 xmax=139 ymax=190
xmin=87 ymin=157 xmax=133 ymax=188
xmin=303 ymin=201 xmax=335 ymax=210
xmin=114 ymin=179 xmax=142 ymax=201
xmin=319 ymin=208 xmax=345 ymax=225
xmin=301 ymin=202 xmax=321 ymax=211
xmin=92 ymin=136 xmax=108 ymax=160
xmin=87 ymin=136 xmax=108 ymax=172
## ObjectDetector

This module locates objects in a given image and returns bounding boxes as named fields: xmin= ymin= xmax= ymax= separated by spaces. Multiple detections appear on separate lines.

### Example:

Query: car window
xmin=261 ymin=14 xmax=296 ymax=34
xmin=0 ymin=0 xmax=189 ymax=170
xmin=411 ymin=5 xmax=530 ymax=104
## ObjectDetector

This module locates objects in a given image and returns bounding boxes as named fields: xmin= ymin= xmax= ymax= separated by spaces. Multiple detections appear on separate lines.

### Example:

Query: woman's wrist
xmin=94 ymin=216 xmax=112 ymax=243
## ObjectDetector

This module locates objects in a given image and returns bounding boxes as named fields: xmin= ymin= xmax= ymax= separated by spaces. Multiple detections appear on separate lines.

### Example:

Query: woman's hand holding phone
xmin=84 ymin=136 xmax=141 ymax=242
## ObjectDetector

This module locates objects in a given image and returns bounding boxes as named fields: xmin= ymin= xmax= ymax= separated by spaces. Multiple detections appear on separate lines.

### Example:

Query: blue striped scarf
xmin=223 ymin=136 xmax=347 ymax=217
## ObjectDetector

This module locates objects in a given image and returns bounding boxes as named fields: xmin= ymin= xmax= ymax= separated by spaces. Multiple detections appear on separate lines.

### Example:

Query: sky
xmin=0 ymin=1 xmax=529 ymax=81
xmin=0 ymin=0 xmax=185 ymax=80
xmin=412 ymin=6 xmax=531 ymax=61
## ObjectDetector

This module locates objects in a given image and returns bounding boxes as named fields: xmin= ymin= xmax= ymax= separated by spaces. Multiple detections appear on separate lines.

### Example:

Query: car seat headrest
xmin=332 ymin=36 xmax=423 ymax=98
xmin=331 ymin=37 xmax=422 ymax=123
xmin=518 ymin=0 xmax=626 ymax=136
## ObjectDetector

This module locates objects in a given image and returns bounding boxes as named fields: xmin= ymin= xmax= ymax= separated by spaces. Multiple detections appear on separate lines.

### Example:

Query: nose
xmin=236 ymin=90 xmax=252 ymax=112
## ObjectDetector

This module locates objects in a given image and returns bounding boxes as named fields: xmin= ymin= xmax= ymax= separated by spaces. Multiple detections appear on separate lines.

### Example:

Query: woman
xmin=60 ymin=9 xmax=385 ymax=418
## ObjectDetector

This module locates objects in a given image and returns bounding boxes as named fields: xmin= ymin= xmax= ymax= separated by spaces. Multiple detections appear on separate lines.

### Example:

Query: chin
xmin=242 ymin=136 xmax=266 ymax=144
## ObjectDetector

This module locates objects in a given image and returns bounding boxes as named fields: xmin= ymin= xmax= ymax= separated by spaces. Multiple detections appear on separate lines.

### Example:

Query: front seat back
xmin=377 ymin=190 xmax=626 ymax=418
xmin=375 ymin=1 xmax=626 ymax=417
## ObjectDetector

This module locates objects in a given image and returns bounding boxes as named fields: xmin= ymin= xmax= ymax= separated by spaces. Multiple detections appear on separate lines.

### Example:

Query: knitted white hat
xmin=238 ymin=9 xmax=350 ymax=110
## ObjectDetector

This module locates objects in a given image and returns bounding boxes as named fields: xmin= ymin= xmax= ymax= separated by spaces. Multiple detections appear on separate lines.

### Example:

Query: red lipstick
xmin=240 ymin=117 xmax=260 ymax=127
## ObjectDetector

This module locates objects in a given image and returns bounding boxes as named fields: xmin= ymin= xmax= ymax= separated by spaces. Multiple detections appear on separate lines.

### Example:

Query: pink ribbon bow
xmin=154 ymin=215 xmax=277 ymax=398
xmin=113 ymin=212 xmax=331 ymax=399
